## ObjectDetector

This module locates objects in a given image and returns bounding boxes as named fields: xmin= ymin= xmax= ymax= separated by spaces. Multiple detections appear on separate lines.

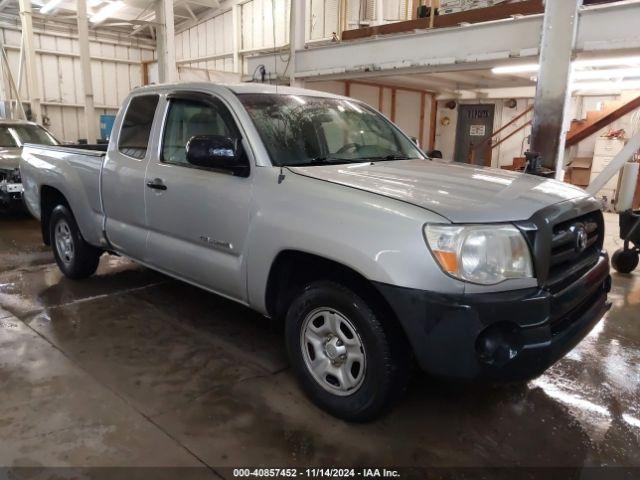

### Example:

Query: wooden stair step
xmin=566 ymin=95 xmax=640 ymax=147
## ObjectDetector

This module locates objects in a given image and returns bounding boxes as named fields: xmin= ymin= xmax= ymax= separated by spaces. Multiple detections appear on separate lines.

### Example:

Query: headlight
xmin=424 ymin=224 xmax=533 ymax=284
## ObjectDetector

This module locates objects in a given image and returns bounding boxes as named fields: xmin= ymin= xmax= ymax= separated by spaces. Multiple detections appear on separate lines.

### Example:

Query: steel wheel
xmin=54 ymin=219 xmax=75 ymax=264
xmin=300 ymin=307 xmax=366 ymax=396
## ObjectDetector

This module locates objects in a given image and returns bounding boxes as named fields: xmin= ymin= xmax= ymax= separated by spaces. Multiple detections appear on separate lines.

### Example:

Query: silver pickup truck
xmin=20 ymin=83 xmax=611 ymax=421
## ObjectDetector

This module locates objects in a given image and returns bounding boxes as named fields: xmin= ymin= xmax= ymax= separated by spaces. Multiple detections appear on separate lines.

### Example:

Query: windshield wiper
xmin=307 ymin=156 xmax=353 ymax=165
xmin=362 ymin=154 xmax=411 ymax=162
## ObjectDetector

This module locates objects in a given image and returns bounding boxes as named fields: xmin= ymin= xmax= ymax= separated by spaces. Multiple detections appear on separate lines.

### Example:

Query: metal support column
xmin=155 ymin=0 xmax=176 ymax=83
xmin=375 ymin=0 xmax=385 ymax=26
xmin=529 ymin=0 xmax=582 ymax=178
xmin=18 ymin=0 xmax=42 ymax=122
xmin=232 ymin=3 xmax=241 ymax=73
xmin=77 ymin=0 xmax=97 ymax=143
xmin=289 ymin=0 xmax=306 ymax=87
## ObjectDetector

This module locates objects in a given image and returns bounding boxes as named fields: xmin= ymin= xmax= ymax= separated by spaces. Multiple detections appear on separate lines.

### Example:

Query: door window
xmin=162 ymin=97 xmax=237 ymax=166
xmin=118 ymin=95 xmax=159 ymax=159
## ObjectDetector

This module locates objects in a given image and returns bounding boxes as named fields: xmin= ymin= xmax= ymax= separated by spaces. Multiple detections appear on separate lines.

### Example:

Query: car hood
xmin=289 ymin=159 xmax=590 ymax=223
xmin=0 ymin=148 xmax=21 ymax=171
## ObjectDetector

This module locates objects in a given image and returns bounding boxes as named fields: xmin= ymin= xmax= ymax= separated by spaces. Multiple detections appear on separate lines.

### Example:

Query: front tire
xmin=612 ymin=248 xmax=639 ymax=274
xmin=285 ymin=281 xmax=409 ymax=422
xmin=50 ymin=205 xmax=102 ymax=279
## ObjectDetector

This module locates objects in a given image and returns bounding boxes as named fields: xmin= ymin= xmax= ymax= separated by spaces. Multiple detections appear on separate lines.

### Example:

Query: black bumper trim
xmin=374 ymin=254 xmax=611 ymax=382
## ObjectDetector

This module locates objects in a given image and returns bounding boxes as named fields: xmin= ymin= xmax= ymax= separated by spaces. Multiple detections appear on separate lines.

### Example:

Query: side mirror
xmin=186 ymin=135 xmax=249 ymax=177
xmin=428 ymin=149 xmax=443 ymax=159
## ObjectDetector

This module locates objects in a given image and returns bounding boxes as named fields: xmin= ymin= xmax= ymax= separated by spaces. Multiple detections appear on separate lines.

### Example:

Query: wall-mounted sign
xmin=470 ymin=124 xmax=486 ymax=136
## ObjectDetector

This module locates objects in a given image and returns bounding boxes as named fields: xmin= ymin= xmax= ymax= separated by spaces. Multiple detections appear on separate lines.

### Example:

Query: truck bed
xmin=20 ymin=143 xmax=108 ymax=248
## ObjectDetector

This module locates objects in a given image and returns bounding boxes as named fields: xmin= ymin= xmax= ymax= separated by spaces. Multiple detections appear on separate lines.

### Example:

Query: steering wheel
xmin=336 ymin=142 xmax=362 ymax=155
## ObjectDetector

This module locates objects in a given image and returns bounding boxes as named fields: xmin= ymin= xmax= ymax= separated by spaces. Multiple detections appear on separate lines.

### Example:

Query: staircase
xmin=566 ymin=92 xmax=640 ymax=147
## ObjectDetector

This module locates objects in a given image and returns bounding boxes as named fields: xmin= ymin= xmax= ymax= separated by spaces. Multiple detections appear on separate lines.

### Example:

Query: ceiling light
xmin=40 ymin=0 xmax=63 ymax=14
xmin=572 ymin=56 xmax=640 ymax=69
xmin=494 ymin=56 xmax=640 ymax=76
xmin=571 ymin=80 xmax=640 ymax=92
xmin=491 ymin=64 xmax=539 ymax=75
xmin=572 ymin=67 xmax=640 ymax=80
xmin=90 ymin=1 xmax=123 ymax=24
xmin=88 ymin=0 xmax=103 ymax=6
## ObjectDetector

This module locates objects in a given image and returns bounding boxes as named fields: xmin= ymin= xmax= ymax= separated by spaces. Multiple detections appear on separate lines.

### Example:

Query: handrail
xmin=470 ymin=105 xmax=533 ymax=164
xmin=491 ymin=120 xmax=532 ymax=150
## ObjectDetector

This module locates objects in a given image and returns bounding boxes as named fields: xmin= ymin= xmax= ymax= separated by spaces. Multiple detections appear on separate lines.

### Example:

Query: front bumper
xmin=375 ymin=253 xmax=611 ymax=382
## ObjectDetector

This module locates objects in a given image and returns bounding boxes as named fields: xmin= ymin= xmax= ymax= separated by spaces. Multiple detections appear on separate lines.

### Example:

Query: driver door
xmin=144 ymin=92 xmax=253 ymax=302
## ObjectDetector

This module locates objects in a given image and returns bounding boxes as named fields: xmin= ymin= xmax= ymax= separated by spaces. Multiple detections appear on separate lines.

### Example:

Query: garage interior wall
xmin=307 ymin=80 xmax=435 ymax=150
xmin=175 ymin=0 xmax=290 ymax=72
xmin=307 ymin=81 xmax=640 ymax=167
xmin=0 ymin=22 xmax=154 ymax=142
xmin=309 ymin=0 xmax=411 ymax=40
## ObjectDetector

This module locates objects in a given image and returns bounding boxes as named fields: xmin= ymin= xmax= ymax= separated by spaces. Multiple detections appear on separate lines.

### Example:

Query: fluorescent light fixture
xmin=88 ymin=0 xmax=103 ymax=6
xmin=572 ymin=67 xmax=640 ymax=81
xmin=90 ymin=0 xmax=123 ymax=24
xmin=492 ymin=63 xmax=539 ymax=75
xmin=494 ymin=56 xmax=640 ymax=76
xmin=571 ymin=80 xmax=640 ymax=92
xmin=40 ymin=0 xmax=63 ymax=14
xmin=572 ymin=56 xmax=640 ymax=69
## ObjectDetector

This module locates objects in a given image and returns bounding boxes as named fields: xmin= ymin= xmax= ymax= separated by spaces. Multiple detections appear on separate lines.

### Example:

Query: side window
xmin=161 ymin=97 xmax=237 ymax=166
xmin=118 ymin=95 xmax=159 ymax=159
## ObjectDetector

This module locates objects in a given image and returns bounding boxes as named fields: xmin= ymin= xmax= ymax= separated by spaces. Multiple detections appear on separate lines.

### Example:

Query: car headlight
xmin=424 ymin=224 xmax=533 ymax=284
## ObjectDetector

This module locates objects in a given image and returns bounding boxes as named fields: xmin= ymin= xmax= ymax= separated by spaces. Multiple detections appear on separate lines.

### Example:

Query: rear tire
xmin=50 ymin=205 xmax=102 ymax=279
xmin=612 ymin=248 xmax=639 ymax=274
xmin=284 ymin=281 xmax=409 ymax=422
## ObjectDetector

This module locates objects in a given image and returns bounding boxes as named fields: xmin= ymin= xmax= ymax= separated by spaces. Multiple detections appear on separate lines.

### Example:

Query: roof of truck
xmin=132 ymin=82 xmax=345 ymax=99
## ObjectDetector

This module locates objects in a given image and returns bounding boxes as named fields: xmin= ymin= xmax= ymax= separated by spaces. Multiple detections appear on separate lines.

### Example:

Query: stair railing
xmin=470 ymin=105 xmax=533 ymax=165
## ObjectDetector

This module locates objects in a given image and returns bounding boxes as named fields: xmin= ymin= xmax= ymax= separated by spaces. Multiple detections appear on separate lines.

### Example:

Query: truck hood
xmin=0 ymin=148 xmax=21 ymax=171
xmin=289 ymin=159 xmax=590 ymax=223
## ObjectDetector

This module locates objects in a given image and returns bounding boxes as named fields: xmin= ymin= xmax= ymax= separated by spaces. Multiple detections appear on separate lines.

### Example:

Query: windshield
xmin=0 ymin=124 xmax=59 ymax=148
xmin=238 ymin=93 xmax=425 ymax=167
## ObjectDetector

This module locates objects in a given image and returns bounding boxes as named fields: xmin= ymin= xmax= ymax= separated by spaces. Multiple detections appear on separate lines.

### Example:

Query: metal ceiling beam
xmin=182 ymin=1 xmax=197 ymax=21
xmin=278 ymin=1 xmax=640 ymax=81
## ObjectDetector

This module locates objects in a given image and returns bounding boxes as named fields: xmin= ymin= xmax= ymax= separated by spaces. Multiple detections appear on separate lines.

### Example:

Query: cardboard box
xmin=567 ymin=157 xmax=592 ymax=187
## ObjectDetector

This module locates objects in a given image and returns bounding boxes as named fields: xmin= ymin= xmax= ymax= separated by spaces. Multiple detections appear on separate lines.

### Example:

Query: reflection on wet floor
xmin=0 ymin=211 xmax=638 ymax=469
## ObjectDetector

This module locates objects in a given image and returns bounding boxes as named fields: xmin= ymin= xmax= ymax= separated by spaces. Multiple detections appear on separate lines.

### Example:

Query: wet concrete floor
xmin=0 ymin=211 xmax=639 ymax=476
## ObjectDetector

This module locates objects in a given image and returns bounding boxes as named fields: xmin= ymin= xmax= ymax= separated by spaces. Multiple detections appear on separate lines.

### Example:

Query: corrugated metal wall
xmin=310 ymin=0 xmax=410 ymax=40
xmin=175 ymin=9 xmax=234 ymax=71
xmin=0 ymin=24 xmax=154 ymax=142
xmin=241 ymin=0 xmax=288 ymax=51
xmin=175 ymin=0 xmax=290 ymax=71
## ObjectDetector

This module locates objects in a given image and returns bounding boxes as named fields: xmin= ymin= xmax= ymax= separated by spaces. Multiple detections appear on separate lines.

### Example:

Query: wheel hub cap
xmin=300 ymin=308 xmax=366 ymax=396
xmin=324 ymin=336 xmax=347 ymax=363
xmin=54 ymin=220 xmax=74 ymax=264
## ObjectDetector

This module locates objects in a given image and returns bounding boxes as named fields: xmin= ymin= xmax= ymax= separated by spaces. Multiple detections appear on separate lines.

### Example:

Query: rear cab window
xmin=118 ymin=95 xmax=160 ymax=159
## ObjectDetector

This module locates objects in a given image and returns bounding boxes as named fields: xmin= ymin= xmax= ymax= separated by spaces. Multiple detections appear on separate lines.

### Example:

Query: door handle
xmin=146 ymin=179 xmax=167 ymax=191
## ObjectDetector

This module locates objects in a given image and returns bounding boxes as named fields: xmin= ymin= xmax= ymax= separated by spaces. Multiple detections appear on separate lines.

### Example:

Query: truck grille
xmin=545 ymin=210 xmax=604 ymax=292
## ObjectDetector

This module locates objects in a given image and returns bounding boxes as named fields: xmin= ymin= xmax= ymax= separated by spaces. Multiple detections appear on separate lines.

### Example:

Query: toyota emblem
xmin=575 ymin=227 xmax=588 ymax=253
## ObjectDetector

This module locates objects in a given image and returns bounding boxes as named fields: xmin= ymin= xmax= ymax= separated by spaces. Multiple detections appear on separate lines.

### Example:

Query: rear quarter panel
xmin=20 ymin=145 xmax=106 ymax=247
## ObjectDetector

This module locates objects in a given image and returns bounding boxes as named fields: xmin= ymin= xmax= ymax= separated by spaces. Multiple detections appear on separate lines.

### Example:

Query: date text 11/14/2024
xmin=232 ymin=468 xmax=401 ymax=478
